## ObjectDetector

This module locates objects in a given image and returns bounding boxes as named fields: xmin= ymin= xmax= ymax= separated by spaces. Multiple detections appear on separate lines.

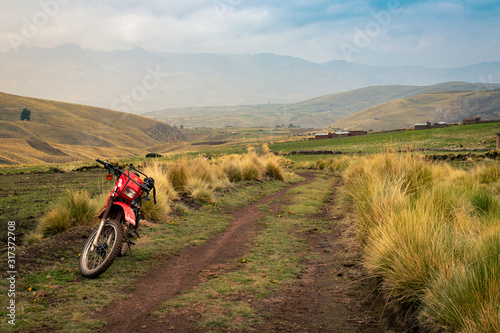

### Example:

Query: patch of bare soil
xmin=6 ymin=226 xmax=92 ymax=279
xmin=252 ymin=220 xmax=401 ymax=332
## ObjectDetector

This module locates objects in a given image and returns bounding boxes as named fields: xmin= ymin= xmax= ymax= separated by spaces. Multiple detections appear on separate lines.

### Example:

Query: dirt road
xmin=94 ymin=173 xmax=398 ymax=332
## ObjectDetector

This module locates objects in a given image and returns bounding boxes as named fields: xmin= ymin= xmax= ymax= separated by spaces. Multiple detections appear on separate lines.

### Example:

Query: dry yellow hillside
xmin=0 ymin=92 xmax=187 ymax=165
xmin=332 ymin=89 xmax=500 ymax=131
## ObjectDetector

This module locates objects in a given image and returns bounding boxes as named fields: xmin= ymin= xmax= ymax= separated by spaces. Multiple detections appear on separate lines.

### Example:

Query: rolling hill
xmin=144 ymin=82 xmax=500 ymax=128
xmin=0 ymin=92 xmax=188 ymax=165
xmin=331 ymin=89 xmax=500 ymax=131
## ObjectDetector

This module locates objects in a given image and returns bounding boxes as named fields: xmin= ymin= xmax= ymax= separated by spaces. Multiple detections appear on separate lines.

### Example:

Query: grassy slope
xmin=332 ymin=89 xmax=500 ymax=131
xmin=0 ymin=92 xmax=184 ymax=165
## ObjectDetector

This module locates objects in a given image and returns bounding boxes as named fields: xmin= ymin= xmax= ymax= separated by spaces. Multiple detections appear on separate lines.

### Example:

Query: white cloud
xmin=0 ymin=0 xmax=498 ymax=67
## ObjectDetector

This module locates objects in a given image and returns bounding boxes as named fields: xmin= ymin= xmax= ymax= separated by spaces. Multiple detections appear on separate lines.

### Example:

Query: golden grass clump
xmin=187 ymin=178 xmax=215 ymax=203
xmin=294 ymin=155 xmax=354 ymax=172
xmin=262 ymin=154 xmax=286 ymax=181
xmin=364 ymin=201 xmax=471 ymax=304
xmin=167 ymin=160 xmax=190 ymax=194
xmin=315 ymin=158 xmax=326 ymax=170
xmin=141 ymin=161 xmax=178 ymax=199
xmin=190 ymin=157 xmax=215 ymax=184
xmin=141 ymin=152 xmax=286 ymax=205
xmin=38 ymin=189 xmax=98 ymax=236
xmin=340 ymin=153 xmax=500 ymax=332
xmin=473 ymin=163 xmax=500 ymax=184
xmin=419 ymin=226 xmax=500 ymax=333
xmin=141 ymin=197 xmax=170 ymax=222
xmin=140 ymin=162 xmax=174 ymax=220
xmin=221 ymin=155 xmax=244 ymax=182
xmin=241 ymin=152 xmax=265 ymax=181
xmin=348 ymin=175 xmax=409 ymax=244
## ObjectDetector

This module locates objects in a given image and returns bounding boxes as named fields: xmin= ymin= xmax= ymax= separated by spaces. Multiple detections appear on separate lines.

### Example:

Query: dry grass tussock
xmin=341 ymin=153 xmax=500 ymax=332
xmin=35 ymin=152 xmax=287 ymax=238
xmin=295 ymin=155 xmax=355 ymax=172
xmin=38 ymin=189 xmax=99 ymax=237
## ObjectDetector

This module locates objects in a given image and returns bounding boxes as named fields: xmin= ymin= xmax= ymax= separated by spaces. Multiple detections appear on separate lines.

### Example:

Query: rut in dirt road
xmin=95 ymin=174 xmax=315 ymax=333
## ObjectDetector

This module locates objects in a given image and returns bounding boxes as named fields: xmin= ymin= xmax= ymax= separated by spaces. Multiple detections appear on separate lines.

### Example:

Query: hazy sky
xmin=0 ymin=0 xmax=499 ymax=68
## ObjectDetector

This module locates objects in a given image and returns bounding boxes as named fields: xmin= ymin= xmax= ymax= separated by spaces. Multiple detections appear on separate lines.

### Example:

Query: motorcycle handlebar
xmin=96 ymin=158 xmax=116 ymax=170
xmin=95 ymin=158 xmax=154 ymax=193
xmin=95 ymin=158 xmax=107 ymax=165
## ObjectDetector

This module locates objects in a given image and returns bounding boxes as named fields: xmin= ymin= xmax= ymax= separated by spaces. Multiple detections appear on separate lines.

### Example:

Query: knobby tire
xmin=79 ymin=219 xmax=124 ymax=278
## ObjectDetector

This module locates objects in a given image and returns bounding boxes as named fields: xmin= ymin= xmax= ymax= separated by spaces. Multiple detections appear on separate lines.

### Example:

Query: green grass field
xmin=269 ymin=122 xmax=500 ymax=154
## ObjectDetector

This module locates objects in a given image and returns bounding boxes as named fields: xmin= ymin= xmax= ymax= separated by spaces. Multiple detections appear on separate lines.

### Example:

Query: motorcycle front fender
xmin=98 ymin=201 xmax=136 ymax=226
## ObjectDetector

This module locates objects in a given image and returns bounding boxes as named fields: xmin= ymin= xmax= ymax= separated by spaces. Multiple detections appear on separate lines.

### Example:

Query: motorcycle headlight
xmin=123 ymin=187 xmax=137 ymax=199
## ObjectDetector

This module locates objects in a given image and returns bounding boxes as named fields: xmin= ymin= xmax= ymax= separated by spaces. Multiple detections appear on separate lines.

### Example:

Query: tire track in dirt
xmin=95 ymin=173 xmax=316 ymax=333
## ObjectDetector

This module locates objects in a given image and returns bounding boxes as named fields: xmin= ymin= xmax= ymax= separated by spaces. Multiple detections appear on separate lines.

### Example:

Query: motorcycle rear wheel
xmin=79 ymin=219 xmax=123 ymax=278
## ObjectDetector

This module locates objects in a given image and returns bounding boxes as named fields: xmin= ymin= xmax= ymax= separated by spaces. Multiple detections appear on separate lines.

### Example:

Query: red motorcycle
xmin=79 ymin=159 xmax=156 ymax=278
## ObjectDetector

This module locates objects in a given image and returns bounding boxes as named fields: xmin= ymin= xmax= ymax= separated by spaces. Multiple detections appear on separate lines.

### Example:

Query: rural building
xmin=349 ymin=130 xmax=368 ymax=136
xmin=315 ymin=132 xmax=331 ymax=139
xmin=414 ymin=121 xmax=432 ymax=130
xmin=463 ymin=117 xmax=481 ymax=125
xmin=433 ymin=121 xmax=448 ymax=128
xmin=314 ymin=130 xmax=368 ymax=139
xmin=332 ymin=131 xmax=350 ymax=138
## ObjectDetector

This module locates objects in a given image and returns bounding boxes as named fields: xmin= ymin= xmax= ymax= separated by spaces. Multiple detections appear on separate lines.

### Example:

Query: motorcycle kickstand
xmin=124 ymin=229 xmax=137 ymax=260
xmin=127 ymin=242 xmax=134 ymax=260
xmin=125 ymin=238 xmax=135 ymax=260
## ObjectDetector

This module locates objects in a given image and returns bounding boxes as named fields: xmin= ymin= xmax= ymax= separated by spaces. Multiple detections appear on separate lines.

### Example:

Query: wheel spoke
xmin=79 ymin=219 xmax=124 ymax=278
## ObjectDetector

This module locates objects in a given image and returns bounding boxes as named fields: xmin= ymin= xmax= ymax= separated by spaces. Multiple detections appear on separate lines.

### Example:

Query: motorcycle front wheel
xmin=79 ymin=219 xmax=124 ymax=278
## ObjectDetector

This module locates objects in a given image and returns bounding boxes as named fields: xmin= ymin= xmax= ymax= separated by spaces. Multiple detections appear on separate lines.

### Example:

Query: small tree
xmin=21 ymin=108 xmax=31 ymax=121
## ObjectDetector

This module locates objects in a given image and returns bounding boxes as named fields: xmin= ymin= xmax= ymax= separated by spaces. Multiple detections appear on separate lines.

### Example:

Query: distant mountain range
xmin=0 ymin=92 xmax=187 ymax=165
xmin=0 ymin=44 xmax=499 ymax=114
